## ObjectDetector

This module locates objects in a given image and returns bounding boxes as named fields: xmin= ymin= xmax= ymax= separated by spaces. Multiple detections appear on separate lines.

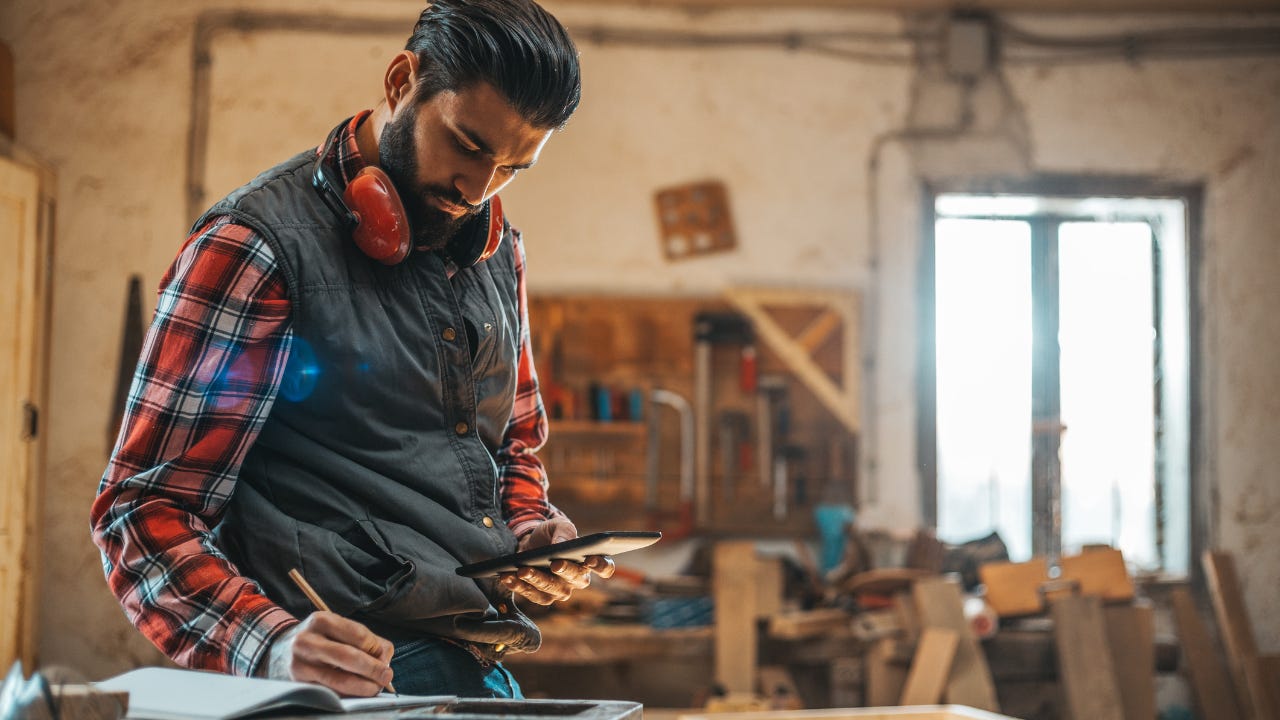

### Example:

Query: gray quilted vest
xmin=199 ymin=146 xmax=540 ymax=655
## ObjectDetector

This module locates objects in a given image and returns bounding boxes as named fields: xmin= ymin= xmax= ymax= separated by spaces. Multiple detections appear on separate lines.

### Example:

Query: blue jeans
xmin=390 ymin=637 xmax=523 ymax=698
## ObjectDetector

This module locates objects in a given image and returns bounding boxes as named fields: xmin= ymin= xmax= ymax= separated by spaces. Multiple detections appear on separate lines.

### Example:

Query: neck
xmin=356 ymin=101 xmax=391 ymax=165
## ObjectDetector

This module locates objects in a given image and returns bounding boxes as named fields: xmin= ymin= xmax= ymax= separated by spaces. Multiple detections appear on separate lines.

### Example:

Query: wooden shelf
xmin=549 ymin=420 xmax=646 ymax=437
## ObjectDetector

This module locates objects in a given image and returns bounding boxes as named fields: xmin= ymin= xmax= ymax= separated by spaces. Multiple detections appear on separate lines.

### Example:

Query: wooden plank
xmin=979 ymin=558 xmax=1049 ymax=617
xmin=1202 ymin=551 xmax=1272 ymax=720
xmin=842 ymin=567 xmax=932 ymax=596
xmin=1170 ymin=588 xmax=1242 ymax=720
xmin=1051 ymin=595 xmax=1125 ymax=720
xmin=1104 ymin=605 xmax=1156 ymax=720
xmin=1058 ymin=548 xmax=1134 ymax=603
xmin=769 ymin=608 xmax=852 ymax=640
xmin=912 ymin=577 xmax=1000 ymax=712
xmin=504 ymin=622 xmax=713 ymax=664
xmin=865 ymin=636 xmax=908 ymax=707
xmin=900 ymin=627 xmax=959 ymax=705
xmin=894 ymin=591 xmax=921 ymax=646
xmin=796 ymin=310 xmax=841 ymax=354
xmin=715 ymin=542 xmax=759 ymax=694
xmin=755 ymin=557 xmax=785 ymax=619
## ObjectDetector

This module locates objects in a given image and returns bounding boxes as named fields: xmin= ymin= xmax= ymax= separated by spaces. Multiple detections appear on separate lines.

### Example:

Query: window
xmin=919 ymin=182 xmax=1200 ymax=575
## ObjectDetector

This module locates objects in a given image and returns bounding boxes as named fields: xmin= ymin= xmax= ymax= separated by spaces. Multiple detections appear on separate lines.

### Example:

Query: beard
xmin=378 ymin=105 xmax=481 ymax=252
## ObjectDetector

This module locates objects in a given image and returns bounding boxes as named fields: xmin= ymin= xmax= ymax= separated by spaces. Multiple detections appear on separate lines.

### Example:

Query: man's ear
xmin=383 ymin=51 xmax=419 ymax=114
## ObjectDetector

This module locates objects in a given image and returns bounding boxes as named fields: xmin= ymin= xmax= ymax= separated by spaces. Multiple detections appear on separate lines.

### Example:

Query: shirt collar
xmin=322 ymin=110 xmax=373 ymax=187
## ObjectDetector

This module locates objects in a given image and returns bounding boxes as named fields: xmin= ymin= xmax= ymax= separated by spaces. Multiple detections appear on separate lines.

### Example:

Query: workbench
xmin=173 ymin=698 xmax=644 ymax=720
xmin=503 ymin=618 xmax=1179 ymax=715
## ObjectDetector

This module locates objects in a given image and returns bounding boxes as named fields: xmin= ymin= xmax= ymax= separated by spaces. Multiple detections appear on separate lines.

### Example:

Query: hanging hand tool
xmin=647 ymin=388 xmax=694 ymax=538
xmin=756 ymin=375 xmax=788 ymax=491
xmin=693 ymin=312 xmax=755 ymax=525
xmin=717 ymin=410 xmax=751 ymax=502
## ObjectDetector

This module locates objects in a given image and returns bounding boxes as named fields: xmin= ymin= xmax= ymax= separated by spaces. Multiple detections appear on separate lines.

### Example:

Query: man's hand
xmin=258 ymin=612 xmax=395 ymax=697
xmin=500 ymin=518 xmax=616 ymax=605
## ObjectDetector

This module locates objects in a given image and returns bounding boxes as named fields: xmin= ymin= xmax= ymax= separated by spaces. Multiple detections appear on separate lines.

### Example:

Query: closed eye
xmin=455 ymin=137 xmax=483 ymax=157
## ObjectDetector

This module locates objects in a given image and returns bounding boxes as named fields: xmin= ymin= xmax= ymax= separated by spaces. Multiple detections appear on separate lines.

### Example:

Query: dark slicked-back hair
xmin=406 ymin=0 xmax=581 ymax=130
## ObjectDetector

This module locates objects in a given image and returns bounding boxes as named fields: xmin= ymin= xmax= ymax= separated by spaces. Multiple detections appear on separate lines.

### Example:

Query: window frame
xmin=917 ymin=175 xmax=1206 ymax=579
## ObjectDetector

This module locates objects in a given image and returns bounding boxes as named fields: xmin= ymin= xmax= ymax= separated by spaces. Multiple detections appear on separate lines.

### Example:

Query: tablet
xmin=455 ymin=530 xmax=662 ymax=578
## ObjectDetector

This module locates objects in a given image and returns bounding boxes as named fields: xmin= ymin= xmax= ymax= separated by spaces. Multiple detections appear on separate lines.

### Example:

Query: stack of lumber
xmin=978 ymin=547 xmax=1152 ymax=720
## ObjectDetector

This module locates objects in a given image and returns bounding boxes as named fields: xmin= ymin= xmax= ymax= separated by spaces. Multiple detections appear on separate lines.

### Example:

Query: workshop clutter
xmin=515 ymin=529 xmax=1272 ymax=720
xmin=528 ymin=294 xmax=859 ymax=538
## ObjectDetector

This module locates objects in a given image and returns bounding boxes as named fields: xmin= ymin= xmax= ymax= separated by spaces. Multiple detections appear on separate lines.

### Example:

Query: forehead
xmin=419 ymin=82 xmax=552 ymax=164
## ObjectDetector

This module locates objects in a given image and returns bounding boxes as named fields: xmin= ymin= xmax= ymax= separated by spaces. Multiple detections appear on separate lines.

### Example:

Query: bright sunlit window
xmin=931 ymin=193 xmax=1190 ymax=574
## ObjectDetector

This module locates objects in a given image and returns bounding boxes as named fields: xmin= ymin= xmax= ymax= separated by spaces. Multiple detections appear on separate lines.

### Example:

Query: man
xmin=91 ymin=0 xmax=611 ymax=699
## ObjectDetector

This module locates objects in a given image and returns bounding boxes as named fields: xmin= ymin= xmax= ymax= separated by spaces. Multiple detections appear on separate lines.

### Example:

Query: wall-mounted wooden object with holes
xmin=653 ymin=180 xmax=737 ymax=261
xmin=724 ymin=286 xmax=861 ymax=434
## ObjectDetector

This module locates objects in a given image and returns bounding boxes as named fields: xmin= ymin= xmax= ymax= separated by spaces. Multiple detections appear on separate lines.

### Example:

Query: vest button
xmin=442 ymin=327 xmax=457 ymax=342
xmin=482 ymin=516 xmax=495 ymax=528
xmin=497 ymin=603 xmax=508 ymax=614
xmin=455 ymin=421 xmax=469 ymax=435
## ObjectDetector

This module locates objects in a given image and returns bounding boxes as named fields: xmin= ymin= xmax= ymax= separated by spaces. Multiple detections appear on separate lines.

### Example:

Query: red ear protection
xmin=343 ymin=166 xmax=412 ymax=265
xmin=475 ymin=194 xmax=505 ymax=264
xmin=313 ymin=120 xmax=506 ymax=268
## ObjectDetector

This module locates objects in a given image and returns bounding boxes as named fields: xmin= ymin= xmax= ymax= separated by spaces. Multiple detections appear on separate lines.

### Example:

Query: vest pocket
xmin=358 ymin=517 xmax=494 ymax=619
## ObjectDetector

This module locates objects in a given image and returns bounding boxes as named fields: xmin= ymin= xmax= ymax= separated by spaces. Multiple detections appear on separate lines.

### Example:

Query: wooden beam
xmin=796 ymin=310 xmax=842 ymax=355
xmin=900 ymin=627 xmax=959 ymax=705
xmin=1203 ymin=551 xmax=1278 ymax=720
xmin=724 ymin=287 xmax=860 ymax=434
xmin=865 ymin=636 xmax=909 ymax=707
xmin=1105 ymin=605 xmax=1156 ymax=720
xmin=912 ymin=577 xmax=1000 ymax=712
xmin=1051 ymin=595 xmax=1125 ymax=720
xmin=715 ymin=541 xmax=759 ymax=694
xmin=1171 ymin=588 xmax=1243 ymax=720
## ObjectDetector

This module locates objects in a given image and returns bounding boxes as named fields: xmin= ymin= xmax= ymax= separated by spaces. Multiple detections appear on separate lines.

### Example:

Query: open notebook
xmin=95 ymin=667 xmax=453 ymax=720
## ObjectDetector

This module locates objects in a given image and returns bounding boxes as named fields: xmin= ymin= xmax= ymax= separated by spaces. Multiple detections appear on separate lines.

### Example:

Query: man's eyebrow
xmin=457 ymin=124 xmax=538 ymax=170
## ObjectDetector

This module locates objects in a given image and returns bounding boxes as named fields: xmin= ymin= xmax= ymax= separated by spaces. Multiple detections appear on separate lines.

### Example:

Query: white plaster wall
xmin=1 ymin=0 xmax=1276 ymax=679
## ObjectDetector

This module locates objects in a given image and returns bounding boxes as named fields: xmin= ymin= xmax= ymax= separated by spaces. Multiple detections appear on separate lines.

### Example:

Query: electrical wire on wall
xmin=569 ymin=17 xmax=1280 ymax=66
xmin=999 ymin=19 xmax=1280 ymax=64
xmin=570 ymin=24 xmax=927 ymax=64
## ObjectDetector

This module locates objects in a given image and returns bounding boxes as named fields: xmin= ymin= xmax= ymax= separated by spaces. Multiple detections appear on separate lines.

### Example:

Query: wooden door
xmin=0 ymin=153 xmax=49 ymax=672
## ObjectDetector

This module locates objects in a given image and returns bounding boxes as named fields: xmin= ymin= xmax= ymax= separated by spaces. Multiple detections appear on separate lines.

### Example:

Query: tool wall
xmin=528 ymin=294 xmax=858 ymax=538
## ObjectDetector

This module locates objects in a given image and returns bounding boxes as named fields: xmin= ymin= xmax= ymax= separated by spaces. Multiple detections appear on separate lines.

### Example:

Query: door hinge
xmin=22 ymin=402 xmax=38 ymax=440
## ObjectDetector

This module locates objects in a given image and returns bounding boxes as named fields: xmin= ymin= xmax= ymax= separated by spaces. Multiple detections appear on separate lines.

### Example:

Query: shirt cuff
xmin=508 ymin=504 xmax=570 ymax=542
xmin=231 ymin=605 xmax=300 ymax=678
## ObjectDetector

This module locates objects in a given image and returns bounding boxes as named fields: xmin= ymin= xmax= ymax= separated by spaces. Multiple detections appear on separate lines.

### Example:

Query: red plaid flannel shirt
xmin=91 ymin=112 xmax=560 ymax=677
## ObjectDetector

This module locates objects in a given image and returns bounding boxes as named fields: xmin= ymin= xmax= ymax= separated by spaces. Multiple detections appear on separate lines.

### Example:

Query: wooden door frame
xmin=0 ymin=142 xmax=56 ymax=670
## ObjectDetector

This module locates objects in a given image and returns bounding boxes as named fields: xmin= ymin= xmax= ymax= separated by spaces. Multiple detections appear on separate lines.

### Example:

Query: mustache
xmin=421 ymin=185 xmax=477 ymax=213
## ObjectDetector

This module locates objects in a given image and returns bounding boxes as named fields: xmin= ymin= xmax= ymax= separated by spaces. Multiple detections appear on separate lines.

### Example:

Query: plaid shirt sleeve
xmin=90 ymin=215 xmax=299 ymax=677
xmin=496 ymin=229 xmax=567 ymax=539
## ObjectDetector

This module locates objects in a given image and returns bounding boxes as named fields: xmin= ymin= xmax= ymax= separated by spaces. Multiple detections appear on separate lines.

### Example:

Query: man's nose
xmin=456 ymin=162 xmax=501 ymax=207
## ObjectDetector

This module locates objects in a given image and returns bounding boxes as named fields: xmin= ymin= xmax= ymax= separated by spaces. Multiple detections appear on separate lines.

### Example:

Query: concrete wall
xmin=1 ymin=0 xmax=1276 ymax=679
